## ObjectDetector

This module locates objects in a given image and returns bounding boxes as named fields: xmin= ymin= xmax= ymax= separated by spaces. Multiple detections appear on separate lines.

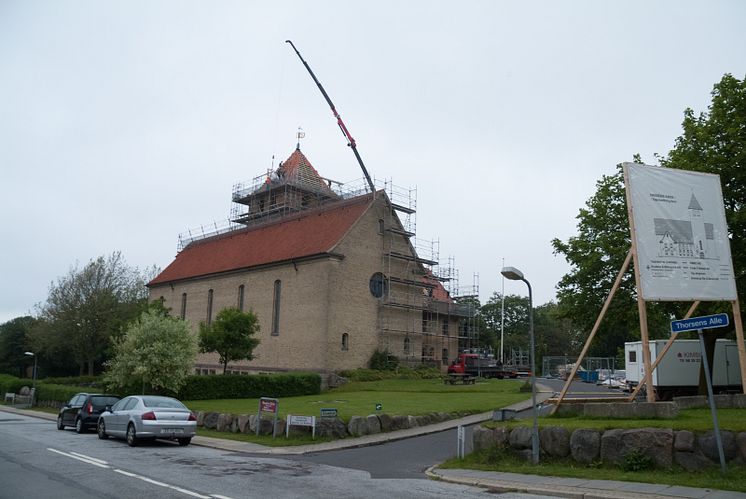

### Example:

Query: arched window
xmin=238 ymin=284 xmax=245 ymax=311
xmin=341 ymin=333 xmax=349 ymax=351
xmin=403 ymin=337 xmax=411 ymax=355
xmin=271 ymin=280 xmax=281 ymax=336
xmin=180 ymin=293 xmax=187 ymax=319
xmin=369 ymin=272 xmax=387 ymax=298
xmin=207 ymin=289 xmax=214 ymax=325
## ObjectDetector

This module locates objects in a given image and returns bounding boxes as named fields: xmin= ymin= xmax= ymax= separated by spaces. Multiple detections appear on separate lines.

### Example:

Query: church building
xmin=147 ymin=147 xmax=473 ymax=374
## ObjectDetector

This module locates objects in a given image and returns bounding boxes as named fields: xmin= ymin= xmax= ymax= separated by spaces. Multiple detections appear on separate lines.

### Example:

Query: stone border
xmin=473 ymin=425 xmax=746 ymax=471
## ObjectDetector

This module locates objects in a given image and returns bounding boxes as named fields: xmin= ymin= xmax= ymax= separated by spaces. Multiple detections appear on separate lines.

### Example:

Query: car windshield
xmin=90 ymin=396 xmax=120 ymax=408
xmin=141 ymin=396 xmax=186 ymax=409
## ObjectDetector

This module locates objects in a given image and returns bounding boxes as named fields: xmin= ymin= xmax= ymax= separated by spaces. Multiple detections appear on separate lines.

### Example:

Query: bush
xmin=0 ymin=374 xmax=26 ymax=396
xmin=339 ymin=367 xmax=443 ymax=381
xmin=176 ymin=373 xmax=321 ymax=401
xmin=40 ymin=375 xmax=103 ymax=387
xmin=621 ymin=448 xmax=655 ymax=472
xmin=369 ymin=350 xmax=399 ymax=371
xmin=35 ymin=383 xmax=93 ymax=404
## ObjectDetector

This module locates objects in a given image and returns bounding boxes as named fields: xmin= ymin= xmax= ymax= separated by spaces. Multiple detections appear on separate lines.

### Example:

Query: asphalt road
xmin=0 ymin=411 xmax=555 ymax=499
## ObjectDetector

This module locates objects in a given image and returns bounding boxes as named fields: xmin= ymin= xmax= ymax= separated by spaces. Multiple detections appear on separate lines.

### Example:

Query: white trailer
xmin=625 ymin=339 xmax=742 ymax=399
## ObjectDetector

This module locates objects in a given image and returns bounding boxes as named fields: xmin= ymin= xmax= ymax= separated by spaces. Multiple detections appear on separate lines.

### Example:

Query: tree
xmin=35 ymin=252 xmax=154 ymax=375
xmin=660 ymin=73 xmax=746 ymax=305
xmin=552 ymin=74 xmax=746 ymax=357
xmin=0 ymin=316 xmax=38 ymax=377
xmin=199 ymin=308 xmax=260 ymax=374
xmin=104 ymin=310 xmax=197 ymax=393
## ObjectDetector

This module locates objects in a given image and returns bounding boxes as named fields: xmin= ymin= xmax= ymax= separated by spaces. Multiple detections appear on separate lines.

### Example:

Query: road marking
xmin=47 ymin=448 xmax=233 ymax=499
xmin=69 ymin=451 xmax=108 ymax=465
xmin=47 ymin=448 xmax=110 ymax=469
xmin=113 ymin=469 xmax=211 ymax=498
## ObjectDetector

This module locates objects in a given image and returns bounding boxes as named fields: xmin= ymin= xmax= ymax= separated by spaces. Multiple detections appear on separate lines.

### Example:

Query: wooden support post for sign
xmin=627 ymin=301 xmax=700 ymax=401
xmin=732 ymin=300 xmax=746 ymax=394
xmin=623 ymin=166 xmax=656 ymax=403
xmin=552 ymin=249 xmax=633 ymax=411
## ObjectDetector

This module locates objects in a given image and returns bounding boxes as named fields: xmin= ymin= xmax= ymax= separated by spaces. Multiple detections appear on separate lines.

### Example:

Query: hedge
xmin=41 ymin=375 xmax=103 ymax=387
xmin=0 ymin=375 xmax=94 ymax=405
xmin=176 ymin=373 xmax=321 ymax=400
xmin=0 ymin=374 xmax=27 ymax=396
xmin=338 ymin=367 xmax=443 ymax=381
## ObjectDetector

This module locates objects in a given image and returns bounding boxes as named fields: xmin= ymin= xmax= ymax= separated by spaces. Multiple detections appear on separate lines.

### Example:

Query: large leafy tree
xmin=661 ymin=73 xmax=746 ymax=304
xmin=199 ymin=308 xmax=260 ymax=374
xmin=0 ymin=316 xmax=38 ymax=377
xmin=34 ymin=252 xmax=153 ymax=375
xmin=553 ymin=73 xmax=746 ymax=356
xmin=104 ymin=310 xmax=197 ymax=393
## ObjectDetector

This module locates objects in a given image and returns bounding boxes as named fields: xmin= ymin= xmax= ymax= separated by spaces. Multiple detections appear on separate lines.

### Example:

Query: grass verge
xmin=196 ymin=427 xmax=334 ymax=447
xmin=440 ymin=446 xmax=746 ymax=493
xmin=184 ymin=378 xmax=527 ymax=422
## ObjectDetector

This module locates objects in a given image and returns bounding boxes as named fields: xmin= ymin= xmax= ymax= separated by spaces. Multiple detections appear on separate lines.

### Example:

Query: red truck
xmin=447 ymin=353 xmax=519 ymax=380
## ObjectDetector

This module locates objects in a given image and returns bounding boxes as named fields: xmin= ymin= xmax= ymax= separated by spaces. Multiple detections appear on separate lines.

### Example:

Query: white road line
xmin=47 ymin=448 xmax=110 ymax=469
xmin=113 ymin=469 xmax=211 ymax=498
xmin=48 ymin=447 xmax=226 ymax=498
xmin=69 ymin=451 xmax=108 ymax=465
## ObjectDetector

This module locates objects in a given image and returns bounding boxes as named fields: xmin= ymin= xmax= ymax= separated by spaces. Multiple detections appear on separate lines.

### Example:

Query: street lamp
xmin=24 ymin=351 xmax=37 ymax=406
xmin=501 ymin=266 xmax=539 ymax=464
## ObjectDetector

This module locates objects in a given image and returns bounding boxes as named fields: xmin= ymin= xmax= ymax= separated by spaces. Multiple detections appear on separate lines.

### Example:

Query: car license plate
xmin=161 ymin=428 xmax=184 ymax=434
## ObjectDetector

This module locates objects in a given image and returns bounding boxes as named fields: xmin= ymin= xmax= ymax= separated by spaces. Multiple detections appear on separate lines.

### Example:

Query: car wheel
xmin=57 ymin=416 xmax=65 ymax=430
xmin=126 ymin=424 xmax=138 ymax=447
xmin=75 ymin=417 xmax=86 ymax=434
xmin=177 ymin=437 xmax=191 ymax=447
xmin=97 ymin=420 xmax=108 ymax=440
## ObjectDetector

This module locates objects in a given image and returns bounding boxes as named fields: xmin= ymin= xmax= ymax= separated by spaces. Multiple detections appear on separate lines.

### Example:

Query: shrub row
xmin=41 ymin=375 xmax=103 ymax=387
xmin=338 ymin=367 xmax=443 ymax=381
xmin=0 ymin=375 xmax=91 ymax=405
xmin=0 ymin=374 xmax=27 ymax=395
xmin=176 ymin=373 xmax=321 ymax=400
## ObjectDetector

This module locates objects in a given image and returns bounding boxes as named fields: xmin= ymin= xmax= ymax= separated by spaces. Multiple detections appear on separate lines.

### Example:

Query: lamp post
xmin=501 ymin=266 xmax=539 ymax=464
xmin=24 ymin=351 xmax=37 ymax=406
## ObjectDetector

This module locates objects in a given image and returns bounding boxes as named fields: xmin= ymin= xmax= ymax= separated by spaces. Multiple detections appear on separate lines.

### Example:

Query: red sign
xmin=260 ymin=399 xmax=278 ymax=413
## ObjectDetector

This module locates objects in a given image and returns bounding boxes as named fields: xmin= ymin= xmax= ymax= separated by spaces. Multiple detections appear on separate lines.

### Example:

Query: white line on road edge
xmin=47 ymin=448 xmax=110 ymax=469
xmin=69 ymin=451 xmax=108 ymax=465
xmin=113 ymin=469 xmax=212 ymax=498
xmin=47 ymin=447 xmax=234 ymax=499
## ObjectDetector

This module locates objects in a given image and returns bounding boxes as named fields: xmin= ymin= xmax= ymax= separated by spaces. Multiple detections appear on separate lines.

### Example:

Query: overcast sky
xmin=1 ymin=1 xmax=745 ymax=324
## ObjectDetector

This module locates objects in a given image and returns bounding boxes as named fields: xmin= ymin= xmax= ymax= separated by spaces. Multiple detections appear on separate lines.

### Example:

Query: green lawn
xmin=185 ymin=378 xmax=527 ymax=421
xmin=490 ymin=407 xmax=746 ymax=433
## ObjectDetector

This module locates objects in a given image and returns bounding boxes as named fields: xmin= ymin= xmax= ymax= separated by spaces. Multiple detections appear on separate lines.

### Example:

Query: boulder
xmin=366 ymin=415 xmax=382 ymax=435
xmin=248 ymin=414 xmax=257 ymax=433
xmin=406 ymin=416 xmax=419 ymax=428
xmin=508 ymin=427 xmax=532 ymax=449
xmin=257 ymin=417 xmax=275 ymax=435
xmin=675 ymin=450 xmax=714 ymax=472
xmin=230 ymin=417 xmax=240 ymax=433
xmin=236 ymin=414 xmax=252 ymax=433
xmin=390 ymin=415 xmax=410 ymax=430
xmin=570 ymin=429 xmax=600 ymax=464
xmin=202 ymin=412 xmax=219 ymax=430
xmin=674 ymin=430 xmax=696 ymax=452
xmin=494 ymin=426 xmax=510 ymax=448
xmin=378 ymin=413 xmax=393 ymax=432
xmin=540 ymin=426 xmax=570 ymax=457
xmin=316 ymin=418 xmax=347 ymax=439
xmin=275 ymin=419 xmax=286 ymax=436
xmin=348 ymin=416 xmax=366 ymax=437
xmin=600 ymin=429 xmax=625 ymax=464
xmin=216 ymin=413 xmax=235 ymax=432
xmin=698 ymin=430 xmax=738 ymax=462
xmin=620 ymin=428 xmax=674 ymax=468
xmin=736 ymin=432 xmax=746 ymax=461
xmin=195 ymin=411 xmax=205 ymax=426
xmin=19 ymin=386 xmax=30 ymax=396
xmin=473 ymin=426 xmax=495 ymax=452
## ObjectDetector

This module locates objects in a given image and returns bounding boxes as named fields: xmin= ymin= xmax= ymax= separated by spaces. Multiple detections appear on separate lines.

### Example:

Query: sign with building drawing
xmin=624 ymin=163 xmax=737 ymax=301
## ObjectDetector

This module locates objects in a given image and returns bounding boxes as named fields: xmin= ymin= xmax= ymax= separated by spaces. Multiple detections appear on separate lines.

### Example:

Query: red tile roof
xmin=148 ymin=193 xmax=375 ymax=286
xmin=274 ymin=148 xmax=338 ymax=197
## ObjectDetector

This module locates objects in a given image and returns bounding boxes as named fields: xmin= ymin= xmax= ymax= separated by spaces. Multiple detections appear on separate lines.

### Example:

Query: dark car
xmin=57 ymin=393 xmax=121 ymax=434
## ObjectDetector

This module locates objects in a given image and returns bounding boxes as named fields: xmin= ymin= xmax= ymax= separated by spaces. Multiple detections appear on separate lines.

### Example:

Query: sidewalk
xmin=3 ymin=389 xmax=744 ymax=499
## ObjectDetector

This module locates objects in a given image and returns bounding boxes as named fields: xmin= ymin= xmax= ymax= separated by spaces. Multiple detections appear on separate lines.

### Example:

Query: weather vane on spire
xmin=296 ymin=126 xmax=305 ymax=150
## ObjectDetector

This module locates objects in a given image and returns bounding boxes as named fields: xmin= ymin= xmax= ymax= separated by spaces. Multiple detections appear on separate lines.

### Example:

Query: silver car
xmin=97 ymin=395 xmax=197 ymax=447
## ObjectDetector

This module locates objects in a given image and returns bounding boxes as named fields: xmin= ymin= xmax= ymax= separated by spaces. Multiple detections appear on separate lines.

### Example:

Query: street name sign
xmin=670 ymin=313 xmax=729 ymax=334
